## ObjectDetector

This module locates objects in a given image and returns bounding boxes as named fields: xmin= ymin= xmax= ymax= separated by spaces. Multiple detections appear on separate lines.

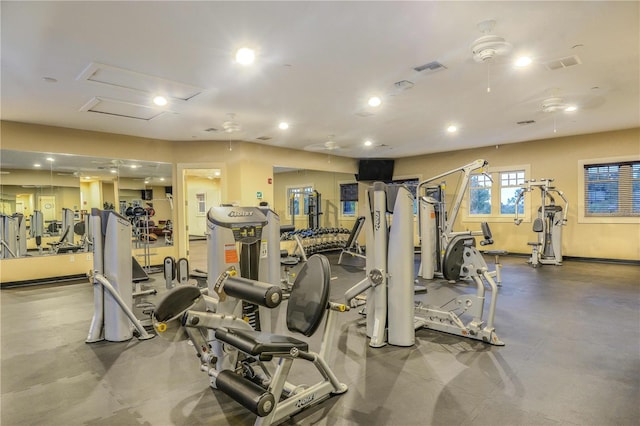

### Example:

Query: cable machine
xmin=514 ymin=178 xmax=568 ymax=267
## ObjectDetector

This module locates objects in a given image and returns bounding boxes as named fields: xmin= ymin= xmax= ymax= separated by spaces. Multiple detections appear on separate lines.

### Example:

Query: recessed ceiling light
xmin=235 ymin=47 xmax=255 ymax=65
xmin=129 ymin=165 xmax=138 ymax=169
xmin=42 ymin=77 xmax=57 ymax=83
xmin=214 ymin=170 xmax=221 ymax=176
xmin=564 ymin=105 xmax=578 ymax=112
xmin=110 ymin=169 xmax=117 ymax=174
xmin=159 ymin=177 xmax=165 ymax=181
xmin=34 ymin=163 xmax=41 ymax=168
xmin=514 ymin=56 xmax=532 ymax=67
xmin=278 ymin=122 xmax=289 ymax=130
xmin=144 ymin=180 xmax=149 ymax=184
xmin=447 ymin=125 xmax=458 ymax=133
xmin=46 ymin=157 xmax=54 ymax=162
xmin=364 ymin=140 xmax=373 ymax=147
xmin=153 ymin=95 xmax=168 ymax=106
xmin=84 ymin=176 xmax=91 ymax=180
xmin=368 ymin=96 xmax=382 ymax=107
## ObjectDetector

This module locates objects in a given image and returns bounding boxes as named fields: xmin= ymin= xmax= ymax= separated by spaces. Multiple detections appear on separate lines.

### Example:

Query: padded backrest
xmin=532 ymin=218 xmax=544 ymax=232
xmin=286 ymin=254 xmax=331 ymax=337
xmin=154 ymin=285 xmax=203 ymax=322
xmin=344 ymin=216 xmax=365 ymax=249
xmin=58 ymin=225 xmax=70 ymax=243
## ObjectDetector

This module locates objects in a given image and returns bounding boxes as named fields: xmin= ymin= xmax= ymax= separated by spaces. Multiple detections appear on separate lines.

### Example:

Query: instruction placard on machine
xmin=224 ymin=243 xmax=239 ymax=264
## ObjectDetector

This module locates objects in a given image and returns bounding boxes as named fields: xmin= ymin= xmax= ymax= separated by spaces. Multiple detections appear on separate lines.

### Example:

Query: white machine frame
xmin=345 ymin=171 xmax=504 ymax=347
xmin=86 ymin=208 xmax=153 ymax=343
xmin=514 ymin=178 xmax=568 ymax=267
xmin=1 ymin=213 xmax=26 ymax=258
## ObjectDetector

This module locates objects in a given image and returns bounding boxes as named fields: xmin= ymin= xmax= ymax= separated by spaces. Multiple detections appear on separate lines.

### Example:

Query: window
xmin=584 ymin=161 xmax=640 ymax=217
xmin=196 ymin=193 xmax=206 ymax=216
xmin=469 ymin=174 xmax=492 ymax=215
xmin=286 ymin=185 xmax=313 ymax=218
xmin=466 ymin=165 xmax=529 ymax=221
xmin=340 ymin=183 xmax=358 ymax=216
xmin=500 ymin=171 xmax=525 ymax=214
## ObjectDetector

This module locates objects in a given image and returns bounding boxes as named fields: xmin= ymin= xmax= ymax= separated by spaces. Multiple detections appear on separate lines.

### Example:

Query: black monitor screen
xmin=357 ymin=159 xmax=394 ymax=181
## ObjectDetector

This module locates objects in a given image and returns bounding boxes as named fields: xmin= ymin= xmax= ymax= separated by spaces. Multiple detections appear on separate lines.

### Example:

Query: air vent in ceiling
xmin=256 ymin=136 xmax=272 ymax=141
xmin=204 ymin=127 xmax=218 ymax=132
xmin=544 ymin=55 xmax=582 ymax=71
xmin=77 ymin=62 xmax=204 ymax=101
xmin=394 ymin=80 xmax=415 ymax=91
xmin=517 ymin=120 xmax=536 ymax=125
xmin=79 ymin=97 xmax=166 ymax=121
xmin=413 ymin=61 xmax=447 ymax=73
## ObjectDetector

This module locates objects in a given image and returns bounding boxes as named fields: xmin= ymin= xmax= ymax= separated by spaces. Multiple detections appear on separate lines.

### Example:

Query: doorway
xmin=177 ymin=164 xmax=225 ymax=268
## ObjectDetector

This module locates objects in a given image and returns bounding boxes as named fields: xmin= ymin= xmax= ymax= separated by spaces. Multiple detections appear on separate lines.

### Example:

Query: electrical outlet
xmin=86 ymin=254 xmax=91 ymax=261
xmin=69 ymin=255 xmax=75 ymax=263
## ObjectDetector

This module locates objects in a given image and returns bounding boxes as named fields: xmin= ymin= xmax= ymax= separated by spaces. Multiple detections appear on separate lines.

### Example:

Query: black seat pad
xmin=215 ymin=328 xmax=308 ymax=356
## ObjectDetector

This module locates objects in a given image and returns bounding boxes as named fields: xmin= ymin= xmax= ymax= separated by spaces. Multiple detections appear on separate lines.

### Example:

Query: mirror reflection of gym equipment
xmin=514 ymin=178 xmax=568 ymax=267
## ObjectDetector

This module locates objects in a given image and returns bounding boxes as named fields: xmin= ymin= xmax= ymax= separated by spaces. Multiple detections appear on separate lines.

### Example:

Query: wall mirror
xmin=0 ymin=149 xmax=173 ymax=259
xmin=272 ymin=167 xmax=360 ymax=230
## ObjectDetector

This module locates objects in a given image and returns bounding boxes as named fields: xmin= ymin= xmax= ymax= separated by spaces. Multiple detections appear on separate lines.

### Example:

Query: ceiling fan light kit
xmin=471 ymin=34 xmax=513 ymax=62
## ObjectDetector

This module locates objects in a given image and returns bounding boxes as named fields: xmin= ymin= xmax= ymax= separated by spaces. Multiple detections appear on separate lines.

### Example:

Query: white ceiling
xmin=1 ymin=1 xmax=638 ymax=160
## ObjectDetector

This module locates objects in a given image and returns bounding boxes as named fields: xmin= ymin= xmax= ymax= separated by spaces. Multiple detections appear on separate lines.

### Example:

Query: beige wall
xmin=2 ymin=120 xmax=638 ymax=265
xmin=396 ymin=128 xmax=640 ymax=261
xmin=1 ymin=121 xmax=357 ymax=261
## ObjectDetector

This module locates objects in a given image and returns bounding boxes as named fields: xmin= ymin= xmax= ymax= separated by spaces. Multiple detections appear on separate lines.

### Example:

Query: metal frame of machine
xmin=514 ymin=178 xmax=568 ymax=266
xmin=345 ymin=160 xmax=504 ymax=347
xmin=86 ymin=208 xmax=153 ymax=343
xmin=152 ymin=206 xmax=348 ymax=425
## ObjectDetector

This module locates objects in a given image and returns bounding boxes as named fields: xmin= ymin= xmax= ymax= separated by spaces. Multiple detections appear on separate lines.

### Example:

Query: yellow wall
xmin=2 ymin=120 xmax=638 ymax=263
xmin=0 ymin=252 xmax=93 ymax=284
xmin=396 ymin=128 xmax=640 ymax=261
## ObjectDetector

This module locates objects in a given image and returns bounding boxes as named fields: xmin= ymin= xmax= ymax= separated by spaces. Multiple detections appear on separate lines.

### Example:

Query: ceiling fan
xmin=222 ymin=113 xmax=241 ymax=133
xmin=304 ymin=138 xmax=351 ymax=155
xmin=470 ymin=19 xmax=513 ymax=93
xmin=470 ymin=19 xmax=513 ymax=63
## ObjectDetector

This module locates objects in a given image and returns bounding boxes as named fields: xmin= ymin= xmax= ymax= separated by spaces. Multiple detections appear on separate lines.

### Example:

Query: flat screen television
xmin=357 ymin=159 xmax=395 ymax=181
xmin=141 ymin=189 xmax=153 ymax=200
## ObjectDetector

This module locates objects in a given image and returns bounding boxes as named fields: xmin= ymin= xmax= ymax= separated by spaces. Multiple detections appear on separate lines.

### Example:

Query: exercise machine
xmin=345 ymin=180 xmax=503 ymax=347
xmin=153 ymin=254 xmax=348 ymax=425
xmin=514 ymin=178 xmax=568 ymax=267
xmin=307 ymin=190 xmax=322 ymax=229
xmin=417 ymin=159 xmax=503 ymax=344
xmin=338 ymin=216 xmax=366 ymax=264
xmin=30 ymin=210 xmax=44 ymax=254
xmin=206 ymin=206 xmax=281 ymax=337
xmin=345 ymin=183 xmax=415 ymax=347
xmin=48 ymin=208 xmax=82 ymax=254
xmin=61 ymin=207 xmax=75 ymax=245
xmin=1 ymin=213 xmax=26 ymax=258
xmin=86 ymin=208 xmax=153 ymax=343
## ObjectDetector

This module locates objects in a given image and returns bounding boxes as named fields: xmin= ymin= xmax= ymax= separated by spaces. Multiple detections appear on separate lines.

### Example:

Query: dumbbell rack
xmin=280 ymin=227 xmax=350 ymax=258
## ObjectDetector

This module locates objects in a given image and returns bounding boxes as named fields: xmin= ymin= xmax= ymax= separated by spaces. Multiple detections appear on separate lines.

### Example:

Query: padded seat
xmin=215 ymin=328 xmax=308 ymax=357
